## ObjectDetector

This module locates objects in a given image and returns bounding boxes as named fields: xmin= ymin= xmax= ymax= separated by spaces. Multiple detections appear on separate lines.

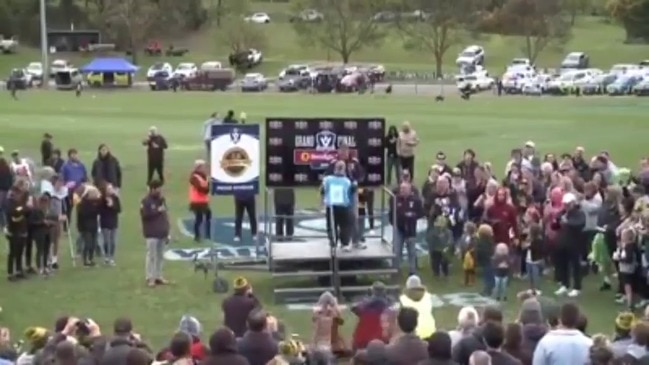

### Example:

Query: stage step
xmin=274 ymin=286 xmax=335 ymax=294
xmin=339 ymin=285 xmax=401 ymax=293
xmin=271 ymin=270 xmax=334 ymax=278
xmin=337 ymin=268 xmax=398 ymax=277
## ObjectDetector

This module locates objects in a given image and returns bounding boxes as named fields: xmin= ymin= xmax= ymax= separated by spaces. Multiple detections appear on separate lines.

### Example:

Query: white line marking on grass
xmin=177 ymin=218 xmax=193 ymax=238
xmin=168 ymin=144 xmax=204 ymax=152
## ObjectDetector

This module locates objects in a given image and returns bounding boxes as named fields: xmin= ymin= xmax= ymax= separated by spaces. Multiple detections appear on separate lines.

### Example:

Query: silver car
xmin=240 ymin=73 xmax=268 ymax=92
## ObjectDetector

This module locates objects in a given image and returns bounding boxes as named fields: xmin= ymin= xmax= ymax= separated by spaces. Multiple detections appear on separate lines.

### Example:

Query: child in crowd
xmin=525 ymin=223 xmax=544 ymax=295
xmin=476 ymin=224 xmax=495 ymax=296
xmin=613 ymin=227 xmax=637 ymax=310
xmin=492 ymin=243 xmax=510 ymax=301
xmin=426 ymin=215 xmax=453 ymax=278
xmin=460 ymin=222 xmax=478 ymax=286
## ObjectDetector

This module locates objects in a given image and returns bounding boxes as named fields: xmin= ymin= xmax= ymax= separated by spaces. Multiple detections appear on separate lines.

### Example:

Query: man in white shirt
xmin=9 ymin=150 xmax=33 ymax=187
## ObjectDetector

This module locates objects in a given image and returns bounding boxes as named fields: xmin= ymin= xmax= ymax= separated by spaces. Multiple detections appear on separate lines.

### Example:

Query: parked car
xmin=609 ymin=63 xmax=640 ymax=75
xmin=607 ymin=75 xmax=642 ymax=95
xmin=278 ymin=75 xmax=311 ymax=92
xmin=279 ymin=64 xmax=310 ymax=80
xmin=147 ymin=62 xmax=173 ymax=80
xmin=54 ymin=68 xmax=82 ymax=90
xmin=582 ymin=73 xmax=617 ymax=95
xmin=244 ymin=12 xmax=271 ymax=23
xmin=50 ymin=59 xmax=73 ymax=77
xmin=372 ymin=11 xmax=397 ymax=22
xmin=640 ymin=60 xmax=649 ymax=68
xmin=229 ymin=49 xmax=263 ymax=69
xmin=7 ymin=69 xmax=32 ymax=89
xmin=560 ymin=52 xmax=589 ymax=70
xmin=0 ymin=36 xmax=18 ymax=54
xmin=455 ymin=72 xmax=494 ymax=91
xmin=546 ymin=69 xmax=594 ymax=94
xmin=25 ymin=62 xmax=43 ymax=80
xmin=173 ymin=62 xmax=197 ymax=78
xmin=633 ymin=79 xmax=649 ymax=96
xmin=200 ymin=61 xmax=222 ymax=70
xmin=149 ymin=71 xmax=176 ymax=91
xmin=456 ymin=45 xmax=485 ymax=67
xmin=182 ymin=69 xmax=235 ymax=91
xmin=240 ymin=73 xmax=268 ymax=92
xmin=290 ymin=9 xmax=323 ymax=22
xmin=509 ymin=58 xmax=533 ymax=68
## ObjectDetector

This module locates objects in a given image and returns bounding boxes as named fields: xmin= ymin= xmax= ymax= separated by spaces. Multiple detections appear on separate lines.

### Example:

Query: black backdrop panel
xmin=265 ymin=118 xmax=386 ymax=187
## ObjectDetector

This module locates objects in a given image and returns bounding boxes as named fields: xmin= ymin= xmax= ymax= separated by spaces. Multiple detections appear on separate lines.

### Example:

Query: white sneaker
xmin=567 ymin=289 xmax=580 ymax=298
xmin=369 ymin=230 xmax=376 ymax=235
xmin=342 ymin=246 xmax=352 ymax=252
xmin=555 ymin=286 xmax=569 ymax=295
xmin=233 ymin=236 xmax=241 ymax=242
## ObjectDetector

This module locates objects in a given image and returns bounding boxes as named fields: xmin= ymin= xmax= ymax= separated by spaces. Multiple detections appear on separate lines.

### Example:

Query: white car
xmin=456 ymin=73 xmax=494 ymax=91
xmin=147 ymin=62 xmax=173 ymax=79
xmin=248 ymin=49 xmax=263 ymax=64
xmin=0 ymin=36 xmax=18 ymax=53
xmin=173 ymin=62 xmax=197 ymax=78
xmin=502 ymin=71 xmax=535 ymax=92
xmin=279 ymin=64 xmax=310 ymax=80
xmin=25 ymin=62 xmax=43 ymax=79
xmin=245 ymin=12 xmax=271 ymax=24
xmin=510 ymin=58 xmax=532 ymax=67
xmin=241 ymin=73 xmax=268 ymax=91
xmin=200 ymin=61 xmax=222 ymax=70
xmin=456 ymin=45 xmax=485 ymax=67
xmin=50 ymin=59 xmax=73 ymax=76
xmin=609 ymin=63 xmax=640 ymax=75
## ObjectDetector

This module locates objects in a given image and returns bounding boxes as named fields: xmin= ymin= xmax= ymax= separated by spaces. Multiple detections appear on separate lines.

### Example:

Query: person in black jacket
xmin=91 ymin=144 xmax=122 ymax=192
xmin=525 ymin=223 xmax=545 ymax=296
xmin=142 ymin=126 xmax=168 ymax=185
xmin=274 ymin=188 xmax=295 ymax=241
xmin=77 ymin=185 xmax=101 ymax=267
xmin=5 ymin=185 xmax=29 ymax=280
xmin=31 ymin=194 xmax=57 ymax=275
xmin=384 ymin=126 xmax=399 ymax=185
xmin=553 ymin=192 xmax=586 ymax=298
xmin=47 ymin=149 xmax=64 ymax=174
xmin=389 ymin=182 xmax=423 ymax=276
xmin=452 ymin=306 xmax=504 ymax=365
xmin=0 ymin=150 xmax=13 ymax=230
xmin=40 ymin=133 xmax=54 ymax=166
xmin=99 ymin=183 xmax=121 ymax=266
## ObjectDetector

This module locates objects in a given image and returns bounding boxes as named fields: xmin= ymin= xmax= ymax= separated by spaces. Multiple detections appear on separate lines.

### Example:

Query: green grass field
xmin=0 ymin=92 xmax=648 ymax=348
xmin=1 ymin=5 xmax=648 ymax=79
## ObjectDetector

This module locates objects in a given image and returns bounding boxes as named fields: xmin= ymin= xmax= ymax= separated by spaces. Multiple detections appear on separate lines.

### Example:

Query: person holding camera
xmin=222 ymin=277 xmax=261 ymax=338
xmin=140 ymin=180 xmax=170 ymax=287
xmin=554 ymin=193 xmax=586 ymax=298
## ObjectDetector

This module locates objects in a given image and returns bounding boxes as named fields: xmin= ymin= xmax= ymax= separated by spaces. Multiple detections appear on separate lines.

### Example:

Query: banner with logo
xmin=265 ymin=118 xmax=385 ymax=187
xmin=210 ymin=124 xmax=260 ymax=195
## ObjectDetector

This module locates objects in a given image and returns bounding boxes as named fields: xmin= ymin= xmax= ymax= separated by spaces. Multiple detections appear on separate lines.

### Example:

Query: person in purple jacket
xmin=60 ymin=148 xmax=87 ymax=224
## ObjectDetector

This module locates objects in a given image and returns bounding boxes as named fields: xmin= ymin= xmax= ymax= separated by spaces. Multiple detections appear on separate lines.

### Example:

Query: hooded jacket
xmin=91 ymin=148 xmax=122 ymax=188
xmin=222 ymin=291 xmax=261 ymax=338
xmin=452 ymin=326 xmax=487 ymax=365
xmin=351 ymin=296 xmax=391 ymax=350
xmin=485 ymin=189 xmax=517 ymax=245
xmin=532 ymin=328 xmax=592 ymax=365
xmin=204 ymin=328 xmax=249 ymax=365
xmin=556 ymin=206 xmax=586 ymax=249
xmin=237 ymin=329 xmax=278 ymax=365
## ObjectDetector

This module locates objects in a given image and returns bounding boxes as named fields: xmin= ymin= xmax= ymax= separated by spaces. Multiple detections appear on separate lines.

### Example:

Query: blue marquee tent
xmin=80 ymin=58 xmax=139 ymax=73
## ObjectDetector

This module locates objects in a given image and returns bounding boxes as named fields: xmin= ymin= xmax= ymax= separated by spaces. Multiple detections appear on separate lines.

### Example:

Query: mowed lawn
xmin=0 ymin=92 xmax=648 ymax=347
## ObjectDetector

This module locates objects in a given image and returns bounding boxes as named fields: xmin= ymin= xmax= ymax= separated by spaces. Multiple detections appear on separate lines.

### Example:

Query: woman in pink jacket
xmin=543 ymin=187 xmax=564 ymax=277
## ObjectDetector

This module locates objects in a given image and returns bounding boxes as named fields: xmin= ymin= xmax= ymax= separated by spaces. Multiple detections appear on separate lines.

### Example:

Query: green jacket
xmin=591 ymin=232 xmax=611 ymax=269
xmin=475 ymin=236 xmax=494 ymax=267
xmin=426 ymin=226 xmax=453 ymax=256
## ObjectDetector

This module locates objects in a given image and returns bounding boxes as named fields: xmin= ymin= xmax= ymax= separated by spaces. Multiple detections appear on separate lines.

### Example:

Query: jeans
xmin=145 ymin=238 xmax=166 ymax=280
xmin=0 ymin=190 xmax=7 ymax=228
xmin=355 ymin=214 xmax=366 ymax=242
xmin=7 ymin=235 xmax=26 ymax=275
xmin=481 ymin=265 xmax=495 ymax=296
xmin=102 ymin=228 xmax=117 ymax=259
xmin=494 ymin=275 xmax=509 ymax=299
xmin=556 ymin=245 xmax=582 ymax=290
xmin=527 ymin=261 xmax=542 ymax=291
xmin=386 ymin=156 xmax=400 ymax=185
xmin=394 ymin=229 xmax=417 ymax=275
xmin=429 ymin=251 xmax=449 ymax=277
xmin=80 ymin=231 xmax=98 ymax=263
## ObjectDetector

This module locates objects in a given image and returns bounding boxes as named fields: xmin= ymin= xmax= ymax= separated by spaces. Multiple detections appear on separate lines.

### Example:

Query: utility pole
xmin=39 ymin=0 xmax=49 ymax=88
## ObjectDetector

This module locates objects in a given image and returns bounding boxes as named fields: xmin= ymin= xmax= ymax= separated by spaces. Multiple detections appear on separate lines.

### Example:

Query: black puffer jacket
xmin=91 ymin=151 xmax=122 ymax=188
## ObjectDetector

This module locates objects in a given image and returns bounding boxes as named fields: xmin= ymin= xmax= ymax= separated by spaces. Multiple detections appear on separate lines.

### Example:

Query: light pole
xmin=39 ymin=0 xmax=49 ymax=87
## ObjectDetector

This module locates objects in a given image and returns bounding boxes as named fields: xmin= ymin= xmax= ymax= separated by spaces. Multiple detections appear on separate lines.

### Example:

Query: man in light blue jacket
xmin=533 ymin=302 xmax=592 ymax=365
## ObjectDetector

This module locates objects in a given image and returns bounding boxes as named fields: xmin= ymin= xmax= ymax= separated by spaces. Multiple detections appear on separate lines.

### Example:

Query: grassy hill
xmin=0 ymin=2 xmax=648 ymax=79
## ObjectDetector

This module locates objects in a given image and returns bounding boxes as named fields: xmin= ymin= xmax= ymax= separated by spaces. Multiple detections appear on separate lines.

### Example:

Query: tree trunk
xmin=570 ymin=9 xmax=577 ymax=25
xmin=434 ymin=52 xmax=443 ymax=79
xmin=341 ymin=51 xmax=350 ymax=64
xmin=215 ymin=0 xmax=223 ymax=27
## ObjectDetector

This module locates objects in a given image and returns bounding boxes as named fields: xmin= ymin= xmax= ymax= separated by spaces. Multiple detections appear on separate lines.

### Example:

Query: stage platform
xmin=270 ymin=240 xmax=395 ymax=263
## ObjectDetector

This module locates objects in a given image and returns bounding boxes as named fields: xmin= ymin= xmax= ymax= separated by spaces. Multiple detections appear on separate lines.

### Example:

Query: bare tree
xmin=486 ymin=0 xmax=571 ymax=63
xmin=395 ymin=0 xmax=485 ymax=77
xmin=212 ymin=0 xmax=249 ymax=28
xmin=217 ymin=18 xmax=268 ymax=53
xmin=291 ymin=0 xmax=387 ymax=63
xmin=102 ymin=0 xmax=160 ymax=63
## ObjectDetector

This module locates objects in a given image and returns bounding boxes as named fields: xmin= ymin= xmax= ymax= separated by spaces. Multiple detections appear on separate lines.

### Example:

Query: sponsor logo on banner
xmin=166 ymin=209 xmax=431 ymax=261
xmin=210 ymin=125 xmax=260 ymax=195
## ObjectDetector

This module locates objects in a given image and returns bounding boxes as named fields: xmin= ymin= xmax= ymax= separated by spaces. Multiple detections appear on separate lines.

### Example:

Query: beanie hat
xmin=178 ymin=315 xmax=202 ymax=337
xmin=278 ymin=340 xmax=304 ymax=356
xmin=616 ymin=312 xmax=636 ymax=331
xmin=233 ymin=276 xmax=248 ymax=290
xmin=24 ymin=327 xmax=49 ymax=349
xmin=405 ymin=275 xmax=424 ymax=290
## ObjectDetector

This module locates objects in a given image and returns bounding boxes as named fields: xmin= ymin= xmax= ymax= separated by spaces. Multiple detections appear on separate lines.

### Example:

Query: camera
xmin=75 ymin=319 xmax=90 ymax=336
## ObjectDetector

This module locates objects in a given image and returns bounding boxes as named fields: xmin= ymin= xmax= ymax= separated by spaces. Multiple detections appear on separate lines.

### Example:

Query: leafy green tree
xmin=291 ymin=0 xmax=387 ymax=63
xmin=394 ymin=0 xmax=486 ymax=77
xmin=484 ymin=0 xmax=571 ymax=63
xmin=608 ymin=0 xmax=649 ymax=42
